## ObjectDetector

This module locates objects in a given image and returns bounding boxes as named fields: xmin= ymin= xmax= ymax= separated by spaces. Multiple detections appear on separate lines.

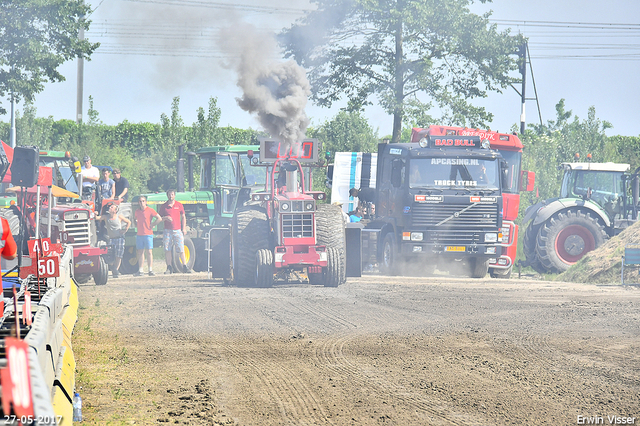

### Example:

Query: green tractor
xmin=121 ymin=144 xmax=265 ymax=273
xmin=522 ymin=161 xmax=640 ymax=274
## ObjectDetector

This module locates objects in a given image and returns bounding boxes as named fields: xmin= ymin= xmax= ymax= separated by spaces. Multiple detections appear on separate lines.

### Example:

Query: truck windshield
xmin=409 ymin=158 xmax=500 ymax=190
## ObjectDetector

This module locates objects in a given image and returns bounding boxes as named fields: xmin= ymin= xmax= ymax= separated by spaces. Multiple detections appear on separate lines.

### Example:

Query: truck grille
xmin=428 ymin=229 xmax=483 ymax=245
xmin=282 ymin=213 xmax=313 ymax=238
xmin=63 ymin=217 xmax=91 ymax=246
xmin=412 ymin=203 xmax=499 ymax=229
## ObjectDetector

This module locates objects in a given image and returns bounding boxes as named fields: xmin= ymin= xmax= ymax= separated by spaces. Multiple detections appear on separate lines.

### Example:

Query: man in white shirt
xmin=81 ymin=156 xmax=99 ymax=188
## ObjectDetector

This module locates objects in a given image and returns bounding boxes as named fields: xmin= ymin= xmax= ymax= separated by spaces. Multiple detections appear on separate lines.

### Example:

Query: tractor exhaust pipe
xmin=177 ymin=145 xmax=185 ymax=193
xmin=187 ymin=152 xmax=196 ymax=192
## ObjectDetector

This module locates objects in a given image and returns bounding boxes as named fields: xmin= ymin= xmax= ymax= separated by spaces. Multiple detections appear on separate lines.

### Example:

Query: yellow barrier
xmin=1 ymin=245 xmax=77 ymax=424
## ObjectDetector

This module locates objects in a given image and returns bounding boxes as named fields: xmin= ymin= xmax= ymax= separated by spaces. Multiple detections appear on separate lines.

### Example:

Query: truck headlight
xmin=484 ymin=233 xmax=498 ymax=243
xmin=411 ymin=232 xmax=423 ymax=241
xmin=305 ymin=201 xmax=314 ymax=211
xmin=485 ymin=247 xmax=497 ymax=254
xmin=281 ymin=202 xmax=290 ymax=211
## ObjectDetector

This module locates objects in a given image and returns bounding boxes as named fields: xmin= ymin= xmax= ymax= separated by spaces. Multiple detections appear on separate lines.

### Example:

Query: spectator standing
xmin=158 ymin=189 xmax=191 ymax=274
xmin=0 ymin=216 xmax=17 ymax=287
xmin=97 ymin=168 xmax=115 ymax=205
xmin=134 ymin=196 xmax=161 ymax=276
xmin=349 ymin=187 xmax=376 ymax=204
xmin=80 ymin=156 xmax=100 ymax=194
xmin=112 ymin=168 xmax=130 ymax=202
xmin=96 ymin=202 xmax=131 ymax=278
xmin=332 ymin=201 xmax=349 ymax=225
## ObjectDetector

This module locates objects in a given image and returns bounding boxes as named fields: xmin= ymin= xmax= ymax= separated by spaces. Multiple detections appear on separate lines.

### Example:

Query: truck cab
xmin=359 ymin=135 xmax=508 ymax=278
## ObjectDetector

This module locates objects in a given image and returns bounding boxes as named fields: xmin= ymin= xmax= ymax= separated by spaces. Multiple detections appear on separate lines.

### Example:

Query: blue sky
xmin=21 ymin=0 xmax=640 ymax=138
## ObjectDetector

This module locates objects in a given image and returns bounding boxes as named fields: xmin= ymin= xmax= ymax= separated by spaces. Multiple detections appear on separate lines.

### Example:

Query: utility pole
xmin=9 ymin=94 xmax=16 ymax=148
xmin=518 ymin=42 xmax=527 ymax=135
xmin=76 ymin=1 xmax=85 ymax=124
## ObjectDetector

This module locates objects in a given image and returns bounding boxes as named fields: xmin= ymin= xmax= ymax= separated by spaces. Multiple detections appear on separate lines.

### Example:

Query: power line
xmin=82 ymin=15 xmax=640 ymax=62
xmin=122 ymin=0 xmax=312 ymax=14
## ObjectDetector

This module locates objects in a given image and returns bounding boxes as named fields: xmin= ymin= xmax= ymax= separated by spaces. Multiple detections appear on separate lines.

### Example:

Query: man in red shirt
xmin=134 ymin=196 xmax=161 ymax=276
xmin=158 ymin=189 xmax=191 ymax=274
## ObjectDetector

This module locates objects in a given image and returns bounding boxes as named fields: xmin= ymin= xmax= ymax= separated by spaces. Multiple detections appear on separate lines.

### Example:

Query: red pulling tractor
xmin=209 ymin=138 xmax=346 ymax=287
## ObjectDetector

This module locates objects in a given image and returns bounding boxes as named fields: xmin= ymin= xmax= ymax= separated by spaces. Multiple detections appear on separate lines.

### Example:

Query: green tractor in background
xmin=522 ymin=160 xmax=640 ymax=274
xmin=120 ymin=144 xmax=264 ymax=274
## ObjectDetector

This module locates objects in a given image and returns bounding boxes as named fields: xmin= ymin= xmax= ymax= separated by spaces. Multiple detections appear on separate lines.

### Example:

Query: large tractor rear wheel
xmin=536 ymin=210 xmax=607 ymax=274
xmin=232 ymin=206 xmax=270 ymax=286
xmin=0 ymin=208 xmax=20 ymax=235
xmin=315 ymin=204 xmax=346 ymax=284
xmin=522 ymin=222 xmax=546 ymax=274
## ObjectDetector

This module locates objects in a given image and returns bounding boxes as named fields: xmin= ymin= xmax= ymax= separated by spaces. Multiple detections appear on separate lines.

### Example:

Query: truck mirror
xmin=521 ymin=170 xmax=536 ymax=192
xmin=391 ymin=159 xmax=403 ymax=188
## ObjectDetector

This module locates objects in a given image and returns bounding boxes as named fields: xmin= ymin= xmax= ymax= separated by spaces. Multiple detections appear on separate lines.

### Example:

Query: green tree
xmin=0 ymin=0 xmax=99 ymax=115
xmin=308 ymin=110 xmax=378 ymax=159
xmin=281 ymin=0 xmax=523 ymax=143
xmin=307 ymin=110 xmax=378 ymax=192
xmin=519 ymin=100 xmax=614 ymax=217
xmin=191 ymin=97 xmax=221 ymax=149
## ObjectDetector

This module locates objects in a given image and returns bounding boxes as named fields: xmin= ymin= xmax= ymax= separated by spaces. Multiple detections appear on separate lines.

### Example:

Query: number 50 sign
xmin=37 ymin=257 xmax=60 ymax=278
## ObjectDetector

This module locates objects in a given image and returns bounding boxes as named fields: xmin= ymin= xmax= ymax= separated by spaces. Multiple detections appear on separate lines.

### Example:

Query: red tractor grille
xmin=282 ymin=213 xmax=313 ymax=238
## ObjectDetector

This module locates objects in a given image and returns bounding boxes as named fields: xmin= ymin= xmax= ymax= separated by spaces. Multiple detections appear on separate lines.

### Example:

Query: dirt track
xmin=73 ymin=272 xmax=640 ymax=425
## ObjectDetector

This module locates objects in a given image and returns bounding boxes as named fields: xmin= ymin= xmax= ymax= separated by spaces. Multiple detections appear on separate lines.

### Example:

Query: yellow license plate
xmin=445 ymin=246 xmax=466 ymax=252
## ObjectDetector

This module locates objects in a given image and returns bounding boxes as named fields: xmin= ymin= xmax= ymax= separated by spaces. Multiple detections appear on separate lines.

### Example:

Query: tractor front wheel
xmin=119 ymin=245 xmax=139 ymax=274
xmin=255 ymin=248 xmax=274 ymax=288
xmin=172 ymin=236 xmax=196 ymax=272
xmin=93 ymin=256 xmax=109 ymax=286
xmin=323 ymin=247 xmax=341 ymax=287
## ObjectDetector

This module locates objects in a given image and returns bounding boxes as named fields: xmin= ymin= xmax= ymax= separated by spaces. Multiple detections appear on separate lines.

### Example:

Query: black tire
xmin=315 ymin=204 xmax=346 ymax=284
xmin=469 ymin=257 xmax=489 ymax=278
xmin=172 ymin=236 xmax=196 ymax=272
xmin=323 ymin=247 xmax=341 ymax=287
xmin=74 ymin=274 xmax=91 ymax=284
xmin=523 ymin=222 xmax=545 ymax=274
xmin=379 ymin=233 xmax=397 ymax=276
xmin=119 ymin=245 xmax=139 ymax=274
xmin=93 ymin=256 xmax=109 ymax=286
xmin=308 ymin=273 xmax=323 ymax=285
xmin=255 ymin=248 xmax=274 ymax=288
xmin=232 ymin=206 xmax=270 ymax=286
xmin=0 ymin=208 xmax=20 ymax=235
xmin=535 ymin=210 xmax=607 ymax=274
xmin=490 ymin=265 xmax=512 ymax=279
xmin=192 ymin=238 xmax=207 ymax=272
